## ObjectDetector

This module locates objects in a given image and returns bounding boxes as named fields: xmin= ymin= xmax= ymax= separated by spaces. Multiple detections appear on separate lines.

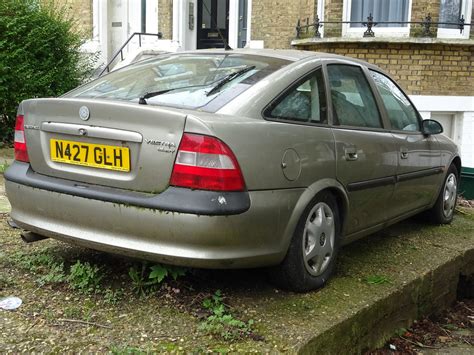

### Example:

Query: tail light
xmin=170 ymin=133 xmax=245 ymax=191
xmin=14 ymin=114 xmax=29 ymax=162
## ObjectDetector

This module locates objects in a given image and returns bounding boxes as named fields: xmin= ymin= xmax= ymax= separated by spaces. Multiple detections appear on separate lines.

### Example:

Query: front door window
xmin=370 ymin=71 xmax=420 ymax=132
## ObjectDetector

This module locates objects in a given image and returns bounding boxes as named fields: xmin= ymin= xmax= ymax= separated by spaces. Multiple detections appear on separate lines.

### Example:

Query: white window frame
xmin=317 ymin=0 xmax=325 ymax=38
xmin=437 ymin=0 xmax=472 ymax=39
xmin=228 ymin=0 xmax=239 ymax=48
xmin=342 ymin=0 xmax=412 ymax=38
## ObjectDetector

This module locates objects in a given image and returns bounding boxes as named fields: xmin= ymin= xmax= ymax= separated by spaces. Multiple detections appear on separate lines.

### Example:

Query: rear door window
xmin=265 ymin=68 xmax=327 ymax=124
xmin=327 ymin=65 xmax=382 ymax=129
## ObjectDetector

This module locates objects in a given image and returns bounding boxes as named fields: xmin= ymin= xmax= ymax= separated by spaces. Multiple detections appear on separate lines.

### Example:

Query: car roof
xmin=177 ymin=48 xmax=382 ymax=69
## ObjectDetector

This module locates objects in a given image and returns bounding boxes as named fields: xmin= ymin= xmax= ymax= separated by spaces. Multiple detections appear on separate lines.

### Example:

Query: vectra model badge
xmin=79 ymin=106 xmax=90 ymax=121
xmin=145 ymin=139 xmax=176 ymax=153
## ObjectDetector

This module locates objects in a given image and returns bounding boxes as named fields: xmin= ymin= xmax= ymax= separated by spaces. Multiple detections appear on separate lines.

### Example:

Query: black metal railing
xmin=99 ymin=32 xmax=163 ymax=77
xmin=295 ymin=13 xmax=472 ymax=39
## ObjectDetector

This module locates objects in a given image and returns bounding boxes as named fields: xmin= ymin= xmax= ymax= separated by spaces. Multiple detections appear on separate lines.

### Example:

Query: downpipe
xmin=20 ymin=231 xmax=49 ymax=243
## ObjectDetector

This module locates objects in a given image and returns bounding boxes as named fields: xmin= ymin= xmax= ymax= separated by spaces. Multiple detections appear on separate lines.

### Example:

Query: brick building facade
xmin=46 ymin=0 xmax=93 ymax=37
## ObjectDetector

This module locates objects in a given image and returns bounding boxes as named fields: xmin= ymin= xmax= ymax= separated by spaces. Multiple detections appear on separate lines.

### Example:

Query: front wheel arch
xmin=426 ymin=163 xmax=459 ymax=224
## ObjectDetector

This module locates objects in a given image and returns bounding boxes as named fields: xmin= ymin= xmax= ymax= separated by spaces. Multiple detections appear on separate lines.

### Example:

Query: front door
xmin=369 ymin=70 xmax=442 ymax=216
xmin=197 ymin=0 xmax=229 ymax=49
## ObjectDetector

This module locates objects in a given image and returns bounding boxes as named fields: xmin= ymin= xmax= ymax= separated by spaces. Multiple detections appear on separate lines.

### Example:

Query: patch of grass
xmin=11 ymin=250 xmax=67 ymax=286
xmin=63 ymin=305 xmax=82 ymax=319
xmin=365 ymin=274 xmax=391 ymax=285
xmin=110 ymin=345 xmax=148 ymax=355
xmin=128 ymin=262 xmax=186 ymax=296
xmin=67 ymin=260 xmax=104 ymax=293
xmin=394 ymin=327 xmax=408 ymax=337
xmin=199 ymin=290 xmax=255 ymax=341
xmin=0 ymin=273 xmax=15 ymax=289
xmin=12 ymin=250 xmax=61 ymax=272
xmin=0 ymin=162 xmax=9 ymax=173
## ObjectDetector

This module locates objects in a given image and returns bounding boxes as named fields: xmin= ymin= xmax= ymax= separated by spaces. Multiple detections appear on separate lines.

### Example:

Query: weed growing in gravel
xmin=128 ymin=262 xmax=186 ymax=296
xmin=110 ymin=345 xmax=148 ymax=354
xmin=0 ymin=162 xmax=9 ymax=173
xmin=67 ymin=260 xmax=104 ymax=293
xmin=12 ymin=251 xmax=67 ymax=286
xmin=0 ymin=274 xmax=15 ymax=289
xmin=36 ymin=262 xmax=66 ymax=286
xmin=63 ymin=305 xmax=82 ymax=319
xmin=199 ymin=290 xmax=255 ymax=341
xmin=365 ymin=274 xmax=391 ymax=285
xmin=13 ymin=251 xmax=61 ymax=273
xmin=103 ymin=287 xmax=123 ymax=305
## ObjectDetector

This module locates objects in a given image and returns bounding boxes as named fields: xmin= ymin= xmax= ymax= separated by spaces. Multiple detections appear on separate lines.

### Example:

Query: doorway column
xmin=172 ymin=0 xmax=186 ymax=50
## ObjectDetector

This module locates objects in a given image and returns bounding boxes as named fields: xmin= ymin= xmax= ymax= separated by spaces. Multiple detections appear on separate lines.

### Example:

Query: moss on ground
xmin=0 ymin=207 xmax=473 ymax=352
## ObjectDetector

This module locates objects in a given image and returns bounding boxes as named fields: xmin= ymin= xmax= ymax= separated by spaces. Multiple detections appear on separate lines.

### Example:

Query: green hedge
xmin=0 ymin=0 xmax=94 ymax=145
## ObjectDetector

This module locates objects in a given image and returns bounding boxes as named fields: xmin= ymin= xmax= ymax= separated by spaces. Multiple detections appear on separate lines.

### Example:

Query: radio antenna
xmin=201 ymin=1 xmax=232 ymax=50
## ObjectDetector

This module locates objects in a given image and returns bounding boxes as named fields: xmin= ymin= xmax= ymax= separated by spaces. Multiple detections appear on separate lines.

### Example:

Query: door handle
xmin=400 ymin=148 xmax=408 ymax=159
xmin=344 ymin=147 xmax=358 ymax=161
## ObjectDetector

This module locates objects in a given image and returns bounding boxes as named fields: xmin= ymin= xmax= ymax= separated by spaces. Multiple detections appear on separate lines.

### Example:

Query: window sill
xmin=291 ymin=36 xmax=474 ymax=47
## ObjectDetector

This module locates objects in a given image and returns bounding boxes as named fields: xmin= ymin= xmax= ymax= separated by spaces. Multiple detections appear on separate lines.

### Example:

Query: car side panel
xmin=184 ymin=113 xmax=337 ymax=192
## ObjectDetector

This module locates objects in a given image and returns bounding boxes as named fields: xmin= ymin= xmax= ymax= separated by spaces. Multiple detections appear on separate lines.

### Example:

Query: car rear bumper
xmin=5 ymin=163 xmax=304 ymax=268
xmin=5 ymin=162 xmax=250 ymax=216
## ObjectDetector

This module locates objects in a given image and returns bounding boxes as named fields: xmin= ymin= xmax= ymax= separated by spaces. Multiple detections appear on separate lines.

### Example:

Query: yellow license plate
xmin=50 ymin=139 xmax=131 ymax=172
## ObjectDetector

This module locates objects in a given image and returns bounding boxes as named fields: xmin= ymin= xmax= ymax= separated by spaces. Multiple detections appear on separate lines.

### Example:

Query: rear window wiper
xmin=205 ymin=66 xmax=256 ymax=97
xmin=138 ymin=66 xmax=256 ymax=104
xmin=139 ymin=89 xmax=174 ymax=104
xmin=138 ymin=84 xmax=212 ymax=105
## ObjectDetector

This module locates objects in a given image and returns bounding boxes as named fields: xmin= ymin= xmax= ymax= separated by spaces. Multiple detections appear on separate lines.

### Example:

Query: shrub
xmin=0 ymin=0 xmax=94 ymax=144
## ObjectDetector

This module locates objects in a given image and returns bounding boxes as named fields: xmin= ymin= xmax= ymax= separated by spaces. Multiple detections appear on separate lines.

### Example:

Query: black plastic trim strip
xmin=396 ymin=167 xmax=444 ymax=182
xmin=4 ymin=162 xmax=250 ymax=216
xmin=347 ymin=176 xmax=396 ymax=192
xmin=347 ymin=167 xmax=443 ymax=192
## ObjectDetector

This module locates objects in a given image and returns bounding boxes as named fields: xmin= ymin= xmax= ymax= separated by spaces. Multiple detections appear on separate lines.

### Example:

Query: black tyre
xmin=270 ymin=191 xmax=341 ymax=292
xmin=427 ymin=164 xmax=459 ymax=224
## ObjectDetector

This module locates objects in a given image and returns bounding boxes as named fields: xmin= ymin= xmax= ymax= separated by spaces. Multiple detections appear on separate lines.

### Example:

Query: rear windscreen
xmin=67 ymin=53 xmax=290 ymax=112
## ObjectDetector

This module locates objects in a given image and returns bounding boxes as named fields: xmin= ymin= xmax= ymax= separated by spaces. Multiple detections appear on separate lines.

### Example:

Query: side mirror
xmin=422 ymin=119 xmax=443 ymax=135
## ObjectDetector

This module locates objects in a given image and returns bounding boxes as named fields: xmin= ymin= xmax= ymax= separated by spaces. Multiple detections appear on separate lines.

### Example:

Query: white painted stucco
xmin=411 ymin=95 xmax=474 ymax=168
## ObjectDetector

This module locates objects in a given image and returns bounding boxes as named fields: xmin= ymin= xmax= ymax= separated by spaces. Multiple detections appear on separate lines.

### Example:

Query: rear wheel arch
xmin=271 ymin=188 xmax=345 ymax=291
xmin=326 ymin=187 xmax=347 ymax=233
xmin=280 ymin=180 xmax=349 ymax=254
